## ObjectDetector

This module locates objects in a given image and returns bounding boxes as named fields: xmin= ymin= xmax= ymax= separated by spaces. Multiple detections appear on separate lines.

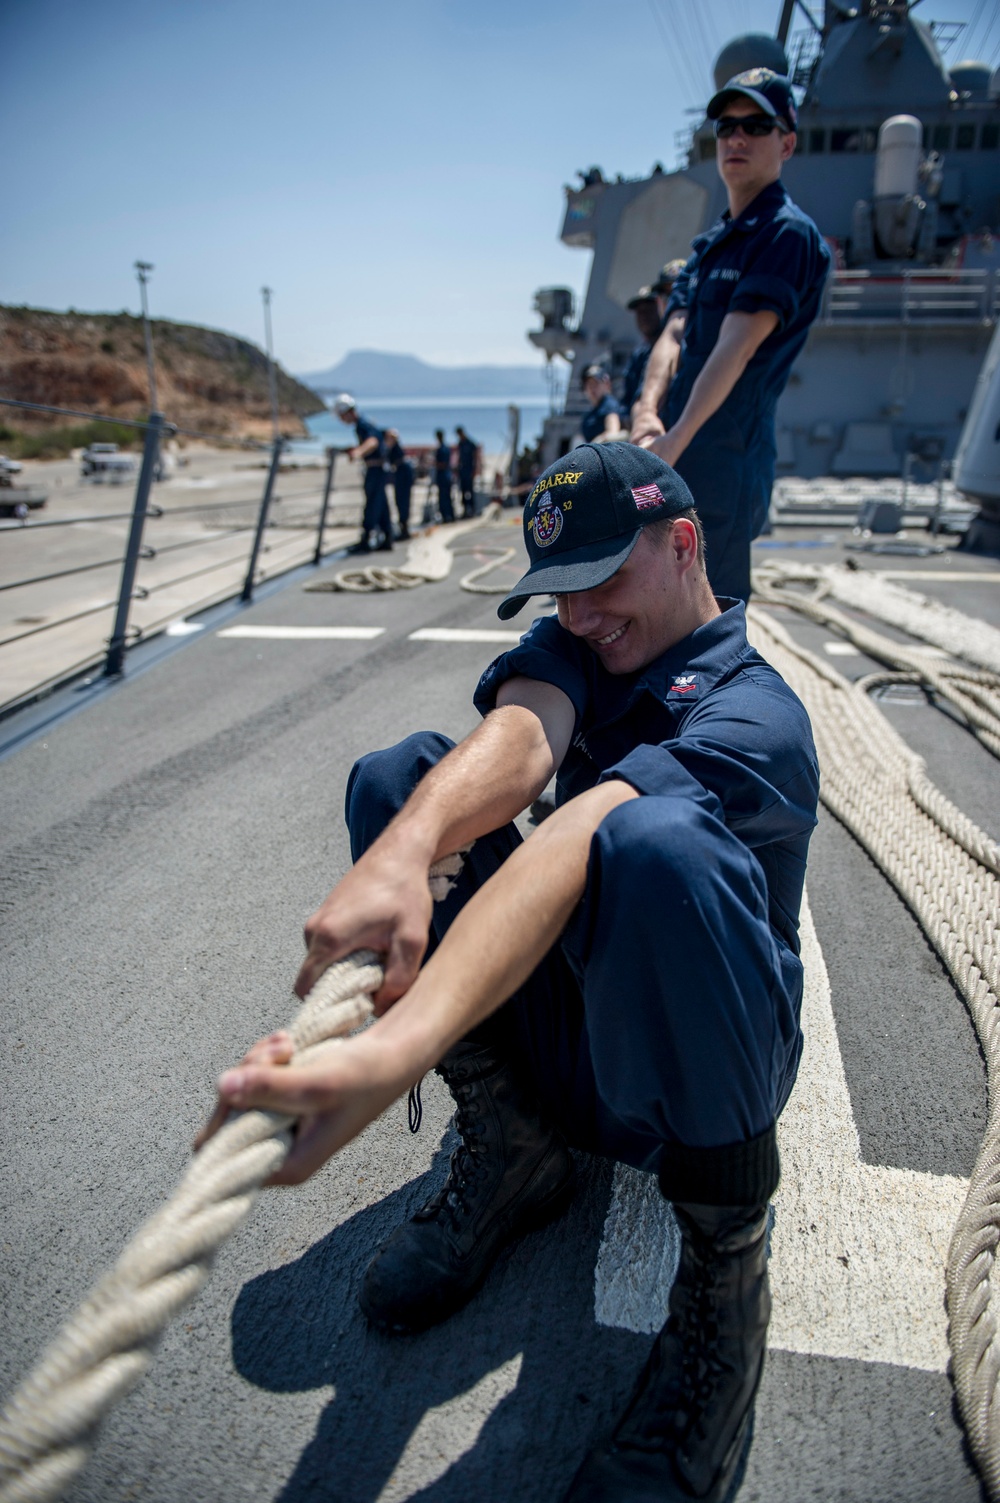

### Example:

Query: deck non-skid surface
xmin=1 ymin=523 xmax=997 ymax=1501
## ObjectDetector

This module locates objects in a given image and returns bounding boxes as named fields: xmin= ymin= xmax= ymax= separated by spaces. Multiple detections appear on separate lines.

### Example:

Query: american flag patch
xmin=631 ymin=483 xmax=664 ymax=511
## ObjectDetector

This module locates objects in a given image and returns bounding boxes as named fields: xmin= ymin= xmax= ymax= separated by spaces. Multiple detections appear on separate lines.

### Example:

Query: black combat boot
xmin=346 ymin=531 xmax=371 ymax=555
xmin=360 ymin=1038 xmax=576 ymax=1334
xmin=563 ymin=1200 xmax=771 ymax=1503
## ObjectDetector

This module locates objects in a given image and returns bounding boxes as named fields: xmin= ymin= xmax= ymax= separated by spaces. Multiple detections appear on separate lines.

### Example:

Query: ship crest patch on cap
xmin=531 ymin=497 xmax=564 ymax=548
xmin=631 ymin=482 xmax=664 ymax=511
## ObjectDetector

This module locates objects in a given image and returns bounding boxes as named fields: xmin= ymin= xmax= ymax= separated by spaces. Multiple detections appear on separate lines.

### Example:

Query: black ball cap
xmin=498 ymin=442 xmax=695 ymax=621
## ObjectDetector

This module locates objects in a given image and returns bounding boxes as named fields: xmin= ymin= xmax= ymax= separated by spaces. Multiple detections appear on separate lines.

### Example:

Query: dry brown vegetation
xmin=0 ymin=305 xmax=325 ymax=450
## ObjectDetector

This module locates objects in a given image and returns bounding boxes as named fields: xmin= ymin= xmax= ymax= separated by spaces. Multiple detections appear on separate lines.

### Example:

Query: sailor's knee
xmin=346 ymin=731 xmax=454 ymax=856
xmin=594 ymin=794 xmax=721 ymax=894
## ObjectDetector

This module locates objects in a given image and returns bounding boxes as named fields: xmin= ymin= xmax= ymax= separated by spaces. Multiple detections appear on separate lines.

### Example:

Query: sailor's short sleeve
xmin=728 ymin=220 xmax=825 ymax=330
xmin=664 ymin=250 xmax=699 ymax=319
xmin=473 ymin=616 xmax=589 ymax=730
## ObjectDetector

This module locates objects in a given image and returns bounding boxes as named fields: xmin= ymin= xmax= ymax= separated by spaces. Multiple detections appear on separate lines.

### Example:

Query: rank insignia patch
xmin=531 ymin=498 xmax=563 ymax=548
xmin=670 ymin=674 xmax=697 ymax=694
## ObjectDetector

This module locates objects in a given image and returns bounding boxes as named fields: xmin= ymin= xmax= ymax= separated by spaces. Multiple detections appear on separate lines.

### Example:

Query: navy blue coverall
xmin=434 ymin=441 xmax=455 ymax=523
xmin=457 ymin=435 xmax=478 ymax=517
xmin=581 ymin=393 xmax=623 ymax=444
xmin=386 ymin=437 xmax=413 ymax=533
xmin=355 ymin=415 xmax=393 ymax=542
xmin=345 ymin=600 xmax=818 ymax=1200
xmin=665 ymin=181 xmax=831 ymax=604
xmin=620 ymin=341 xmax=653 ymax=416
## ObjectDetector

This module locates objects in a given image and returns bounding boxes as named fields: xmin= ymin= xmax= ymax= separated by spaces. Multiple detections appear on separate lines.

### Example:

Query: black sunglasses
xmin=714 ymin=115 xmax=788 ymax=139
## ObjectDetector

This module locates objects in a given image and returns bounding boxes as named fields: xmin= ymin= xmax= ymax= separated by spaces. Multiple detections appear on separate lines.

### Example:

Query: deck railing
xmin=820 ymin=268 xmax=999 ymax=326
xmin=0 ymin=399 xmax=356 ymax=717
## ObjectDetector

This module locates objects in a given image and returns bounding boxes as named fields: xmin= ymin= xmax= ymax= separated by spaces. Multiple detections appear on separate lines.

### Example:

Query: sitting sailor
xmin=203 ymin=442 xmax=818 ymax=1503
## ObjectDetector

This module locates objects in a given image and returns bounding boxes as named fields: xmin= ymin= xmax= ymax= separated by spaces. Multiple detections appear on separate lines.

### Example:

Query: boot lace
xmin=627 ymin=1236 xmax=728 ymax=1450
xmin=415 ymin=1074 xmax=490 ymax=1228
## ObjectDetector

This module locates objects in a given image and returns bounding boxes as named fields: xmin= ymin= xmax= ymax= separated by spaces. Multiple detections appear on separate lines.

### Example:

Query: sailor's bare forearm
xmin=207 ymin=780 xmax=639 ymax=1182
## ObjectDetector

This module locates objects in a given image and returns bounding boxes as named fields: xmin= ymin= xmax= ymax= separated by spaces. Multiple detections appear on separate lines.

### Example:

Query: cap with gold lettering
xmin=497 ymin=442 xmax=695 ymax=620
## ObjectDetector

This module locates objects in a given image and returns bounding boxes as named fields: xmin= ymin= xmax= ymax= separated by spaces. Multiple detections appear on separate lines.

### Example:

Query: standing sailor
xmin=385 ymin=428 xmax=413 ymax=541
xmin=455 ymin=425 xmax=479 ymax=518
xmin=433 ymin=428 xmax=455 ymax=522
xmin=631 ymin=70 xmax=831 ymax=603
xmin=333 ymin=393 xmax=394 ymax=554
xmin=579 ymin=365 xmax=623 ymax=443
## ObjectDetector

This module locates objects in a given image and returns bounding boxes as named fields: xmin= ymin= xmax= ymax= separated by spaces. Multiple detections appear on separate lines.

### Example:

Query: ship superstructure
xmin=530 ymin=0 xmax=1000 ymax=480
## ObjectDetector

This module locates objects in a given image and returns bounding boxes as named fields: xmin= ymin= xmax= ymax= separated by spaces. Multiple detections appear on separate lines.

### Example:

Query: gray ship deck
xmin=2 ymin=513 xmax=998 ymax=1502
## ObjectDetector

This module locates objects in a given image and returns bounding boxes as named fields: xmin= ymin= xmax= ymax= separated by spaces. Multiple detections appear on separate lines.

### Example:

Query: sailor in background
xmin=620 ymin=260 xmax=687 ymax=421
xmin=333 ymin=393 xmax=394 ymax=554
xmin=433 ymin=428 xmax=456 ymax=523
xmin=455 ymin=425 xmax=479 ymax=518
xmin=631 ymin=69 xmax=831 ymax=604
xmin=578 ymin=364 xmax=623 ymax=443
xmin=385 ymin=428 xmax=413 ymax=541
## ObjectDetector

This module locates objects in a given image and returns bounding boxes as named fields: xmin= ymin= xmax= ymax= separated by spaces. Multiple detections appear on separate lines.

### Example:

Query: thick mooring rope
xmin=759 ymin=560 xmax=1000 ymax=675
xmin=746 ymin=603 xmax=1000 ymax=1499
xmin=307 ymin=506 xmax=505 ymax=595
xmin=753 ymin=563 xmax=1000 ymax=760
xmin=0 ymin=843 xmax=474 ymax=1503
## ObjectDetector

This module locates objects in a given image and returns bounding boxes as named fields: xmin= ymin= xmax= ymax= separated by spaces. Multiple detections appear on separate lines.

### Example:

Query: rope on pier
xmin=753 ymin=562 xmax=1000 ymax=760
xmin=745 ymin=603 xmax=1000 ymax=1499
xmin=0 ymin=841 xmax=470 ymax=1503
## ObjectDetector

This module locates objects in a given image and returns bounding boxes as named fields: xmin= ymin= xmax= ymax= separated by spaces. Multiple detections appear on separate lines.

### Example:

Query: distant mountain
xmin=299 ymin=349 xmax=560 ymax=400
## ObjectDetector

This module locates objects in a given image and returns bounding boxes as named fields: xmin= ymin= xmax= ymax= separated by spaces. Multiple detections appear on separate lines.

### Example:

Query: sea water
xmin=297 ymin=396 xmax=553 ymax=457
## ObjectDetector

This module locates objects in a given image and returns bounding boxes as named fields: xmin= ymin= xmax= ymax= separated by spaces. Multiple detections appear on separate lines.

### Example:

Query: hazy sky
xmin=3 ymin=0 xmax=996 ymax=373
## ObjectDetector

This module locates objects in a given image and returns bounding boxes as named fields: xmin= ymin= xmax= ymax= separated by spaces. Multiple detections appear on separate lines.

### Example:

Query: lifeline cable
xmin=746 ymin=603 xmax=1000 ymax=1500
xmin=0 ymin=848 xmax=471 ymax=1503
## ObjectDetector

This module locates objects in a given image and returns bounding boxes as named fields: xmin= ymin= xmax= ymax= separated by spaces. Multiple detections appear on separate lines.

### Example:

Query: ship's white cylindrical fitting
xmin=874 ymin=115 xmax=922 ymax=200
xmin=955 ymin=320 xmax=1000 ymax=503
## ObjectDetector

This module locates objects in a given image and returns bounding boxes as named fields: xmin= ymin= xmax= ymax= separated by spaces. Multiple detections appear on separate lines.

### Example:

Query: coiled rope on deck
xmin=309 ymin=506 xmax=507 ymax=595
xmin=753 ymin=562 xmax=1000 ymax=759
xmin=746 ymin=602 xmax=1000 ymax=1498
xmin=0 ymin=846 xmax=471 ymax=1503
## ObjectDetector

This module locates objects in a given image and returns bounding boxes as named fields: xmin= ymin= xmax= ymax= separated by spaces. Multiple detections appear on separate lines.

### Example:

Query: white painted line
xmin=375 ymin=1354 xmax=522 ymax=1502
xmin=217 ymin=625 xmax=385 ymax=640
xmin=824 ymin=641 xmax=861 ymax=657
xmin=593 ymin=893 xmax=967 ymax=1372
xmin=879 ymin=571 xmax=1000 ymax=583
xmin=408 ymin=627 xmax=523 ymax=644
xmin=165 ymin=621 xmax=205 ymax=636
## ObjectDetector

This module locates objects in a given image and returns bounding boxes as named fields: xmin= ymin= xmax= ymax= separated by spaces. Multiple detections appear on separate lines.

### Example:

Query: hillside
xmin=301 ymin=348 xmax=558 ymax=399
xmin=0 ymin=305 xmax=326 ymax=449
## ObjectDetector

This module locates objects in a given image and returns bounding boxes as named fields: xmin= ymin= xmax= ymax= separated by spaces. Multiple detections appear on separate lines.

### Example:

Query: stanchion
xmin=104 ymin=413 xmax=164 ymax=677
xmin=314 ymin=446 xmax=337 ymax=564
xmin=241 ymin=437 xmax=284 ymax=602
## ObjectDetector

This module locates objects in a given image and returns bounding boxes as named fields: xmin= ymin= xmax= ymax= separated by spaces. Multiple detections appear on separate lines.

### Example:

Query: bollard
xmin=242 ymin=437 xmax=284 ymax=602
xmin=314 ymin=446 xmax=337 ymax=564
xmin=105 ymin=413 xmax=164 ymax=677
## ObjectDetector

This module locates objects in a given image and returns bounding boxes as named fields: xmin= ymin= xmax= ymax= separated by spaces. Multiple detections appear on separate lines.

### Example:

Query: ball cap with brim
xmin=497 ymin=442 xmax=695 ymax=621
xmin=627 ymin=284 xmax=657 ymax=309
xmin=707 ymin=68 xmax=797 ymax=132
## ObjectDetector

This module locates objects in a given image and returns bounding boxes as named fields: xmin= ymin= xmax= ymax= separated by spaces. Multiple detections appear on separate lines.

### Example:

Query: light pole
xmin=134 ymin=261 xmax=159 ymax=413
xmin=261 ymin=286 xmax=279 ymax=441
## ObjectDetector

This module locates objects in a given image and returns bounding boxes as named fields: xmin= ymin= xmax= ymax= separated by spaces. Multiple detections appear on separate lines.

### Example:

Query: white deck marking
xmin=824 ymin=641 xmax=862 ymax=656
xmin=375 ymin=1354 xmax=522 ymax=1502
xmin=593 ymin=895 xmax=969 ymax=1371
xmin=407 ymin=627 xmax=523 ymax=644
xmin=878 ymin=571 xmax=1000 ymax=583
xmin=165 ymin=621 xmax=205 ymax=636
xmin=217 ymin=624 xmax=385 ymax=640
